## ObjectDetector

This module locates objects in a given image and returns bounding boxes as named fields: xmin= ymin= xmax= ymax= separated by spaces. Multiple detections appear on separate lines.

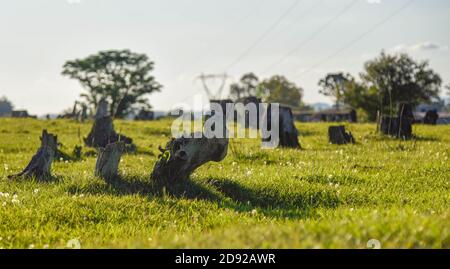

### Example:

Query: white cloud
xmin=66 ymin=0 xmax=81 ymax=4
xmin=389 ymin=42 xmax=448 ymax=53
xmin=367 ymin=0 xmax=382 ymax=4
xmin=411 ymin=42 xmax=448 ymax=51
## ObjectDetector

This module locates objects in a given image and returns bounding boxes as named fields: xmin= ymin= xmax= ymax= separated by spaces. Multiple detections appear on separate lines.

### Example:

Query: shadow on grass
xmin=66 ymin=174 xmax=222 ymax=202
xmin=412 ymin=135 xmax=440 ymax=142
xmin=206 ymin=178 xmax=340 ymax=211
xmin=66 ymin=175 xmax=340 ymax=220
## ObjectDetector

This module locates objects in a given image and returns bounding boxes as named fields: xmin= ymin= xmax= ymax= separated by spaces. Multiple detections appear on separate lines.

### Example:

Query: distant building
xmin=134 ymin=109 xmax=155 ymax=121
xmin=293 ymin=109 xmax=357 ymax=123
xmin=11 ymin=110 xmax=36 ymax=118
xmin=415 ymin=101 xmax=446 ymax=113
xmin=413 ymin=101 xmax=450 ymax=125
xmin=413 ymin=112 xmax=450 ymax=125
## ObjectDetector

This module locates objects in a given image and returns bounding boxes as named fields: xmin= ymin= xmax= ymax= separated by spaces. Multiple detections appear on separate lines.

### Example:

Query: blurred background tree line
xmin=317 ymin=52 xmax=443 ymax=121
xmin=0 ymin=49 xmax=435 ymax=121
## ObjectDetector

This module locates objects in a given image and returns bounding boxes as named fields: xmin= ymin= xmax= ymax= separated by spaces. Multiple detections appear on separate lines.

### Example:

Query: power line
xmin=196 ymin=0 xmax=270 ymax=72
xmin=261 ymin=0 xmax=360 ymax=75
xmin=293 ymin=0 xmax=416 ymax=79
xmin=262 ymin=0 xmax=326 ymax=45
xmin=223 ymin=0 xmax=305 ymax=72
xmin=172 ymin=1 xmax=269 ymax=105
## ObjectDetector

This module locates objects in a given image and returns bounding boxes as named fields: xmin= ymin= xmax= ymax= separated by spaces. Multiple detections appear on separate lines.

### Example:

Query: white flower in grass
xmin=33 ymin=189 xmax=40 ymax=194
xmin=11 ymin=198 xmax=20 ymax=204
xmin=43 ymin=244 xmax=49 ymax=249
xmin=2 ymin=202 xmax=6 ymax=207
xmin=28 ymin=244 xmax=35 ymax=249
xmin=251 ymin=209 xmax=258 ymax=215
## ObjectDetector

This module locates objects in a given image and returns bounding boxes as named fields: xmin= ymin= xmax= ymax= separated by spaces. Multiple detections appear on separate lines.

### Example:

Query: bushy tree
xmin=342 ymin=81 xmax=379 ymax=121
xmin=258 ymin=75 xmax=303 ymax=108
xmin=318 ymin=72 xmax=353 ymax=110
xmin=229 ymin=73 xmax=259 ymax=101
xmin=62 ymin=49 xmax=162 ymax=118
xmin=361 ymin=52 xmax=441 ymax=115
xmin=0 ymin=96 xmax=14 ymax=117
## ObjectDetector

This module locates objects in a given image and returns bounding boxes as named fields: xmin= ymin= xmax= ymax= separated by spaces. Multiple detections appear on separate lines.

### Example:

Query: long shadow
xmin=66 ymin=174 xmax=223 ymax=202
xmin=411 ymin=135 xmax=440 ymax=142
xmin=66 ymin=175 xmax=337 ymax=220
xmin=206 ymin=178 xmax=340 ymax=212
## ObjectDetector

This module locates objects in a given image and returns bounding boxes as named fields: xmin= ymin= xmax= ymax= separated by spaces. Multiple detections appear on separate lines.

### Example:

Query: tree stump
xmin=262 ymin=105 xmax=301 ymax=149
xmin=151 ymin=134 xmax=228 ymax=185
xmin=380 ymin=117 xmax=397 ymax=136
xmin=84 ymin=99 xmax=135 ymax=150
xmin=423 ymin=110 xmax=439 ymax=125
xmin=95 ymin=142 xmax=125 ymax=181
xmin=379 ymin=103 xmax=414 ymax=139
xmin=328 ymin=126 xmax=355 ymax=145
xmin=9 ymin=130 xmax=58 ymax=180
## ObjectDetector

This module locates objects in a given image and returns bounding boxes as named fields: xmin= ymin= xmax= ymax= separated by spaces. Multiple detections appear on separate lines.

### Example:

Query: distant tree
xmin=361 ymin=52 xmax=442 ymax=115
xmin=318 ymin=72 xmax=353 ymax=110
xmin=0 ymin=96 xmax=14 ymax=117
xmin=258 ymin=75 xmax=303 ymax=108
xmin=446 ymin=84 xmax=450 ymax=97
xmin=342 ymin=81 xmax=379 ymax=121
xmin=62 ymin=49 xmax=162 ymax=118
xmin=229 ymin=73 xmax=259 ymax=101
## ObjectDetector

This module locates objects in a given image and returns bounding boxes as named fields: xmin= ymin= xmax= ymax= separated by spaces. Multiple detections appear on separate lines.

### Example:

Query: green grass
xmin=0 ymin=118 xmax=449 ymax=249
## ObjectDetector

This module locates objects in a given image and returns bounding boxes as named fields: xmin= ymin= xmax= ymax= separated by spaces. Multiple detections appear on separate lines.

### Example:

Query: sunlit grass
xmin=0 ymin=118 xmax=449 ymax=248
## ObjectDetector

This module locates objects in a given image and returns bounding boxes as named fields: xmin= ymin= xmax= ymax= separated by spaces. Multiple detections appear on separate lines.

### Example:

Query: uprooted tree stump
xmin=328 ymin=126 xmax=355 ymax=145
xmin=9 ymin=130 xmax=58 ymax=180
xmin=262 ymin=105 xmax=301 ymax=149
xmin=380 ymin=103 xmax=414 ymax=140
xmin=151 ymin=134 xmax=228 ymax=186
xmin=84 ymin=99 xmax=135 ymax=151
xmin=95 ymin=142 xmax=125 ymax=181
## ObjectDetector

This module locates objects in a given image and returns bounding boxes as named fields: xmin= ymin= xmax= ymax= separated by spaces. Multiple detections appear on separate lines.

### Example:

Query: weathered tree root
xmin=8 ymin=130 xmax=58 ymax=180
xmin=328 ymin=126 xmax=355 ymax=145
xmin=151 ymin=134 xmax=228 ymax=186
xmin=95 ymin=142 xmax=125 ymax=181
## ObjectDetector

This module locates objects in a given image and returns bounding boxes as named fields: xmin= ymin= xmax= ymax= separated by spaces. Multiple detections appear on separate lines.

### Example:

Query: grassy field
xmin=0 ymin=118 xmax=449 ymax=249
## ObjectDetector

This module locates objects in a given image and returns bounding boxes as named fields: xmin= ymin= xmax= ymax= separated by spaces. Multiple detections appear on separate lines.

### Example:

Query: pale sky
xmin=0 ymin=0 xmax=449 ymax=115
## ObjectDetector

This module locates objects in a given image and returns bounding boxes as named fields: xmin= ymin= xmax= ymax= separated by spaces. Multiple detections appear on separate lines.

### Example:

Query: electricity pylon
xmin=196 ymin=73 xmax=232 ymax=101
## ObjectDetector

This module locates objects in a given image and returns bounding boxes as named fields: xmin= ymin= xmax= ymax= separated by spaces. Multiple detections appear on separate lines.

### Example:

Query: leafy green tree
xmin=229 ymin=73 xmax=259 ymax=101
xmin=62 ymin=49 xmax=162 ymax=118
xmin=342 ymin=81 xmax=379 ymax=121
xmin=0 ymin=96 xmax=14 ymax=117
xmin=361 ymin=52 xmax=441 ymax=115
xmin=318 ymin=72 xmax=353 ymax=110
xmin=258 ymin=75 xmax=303 ymax=108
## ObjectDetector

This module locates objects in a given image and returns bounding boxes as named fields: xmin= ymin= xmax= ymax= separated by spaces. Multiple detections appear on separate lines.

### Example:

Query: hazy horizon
xmin=1 ymin=0 xmax=449 ymax=115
